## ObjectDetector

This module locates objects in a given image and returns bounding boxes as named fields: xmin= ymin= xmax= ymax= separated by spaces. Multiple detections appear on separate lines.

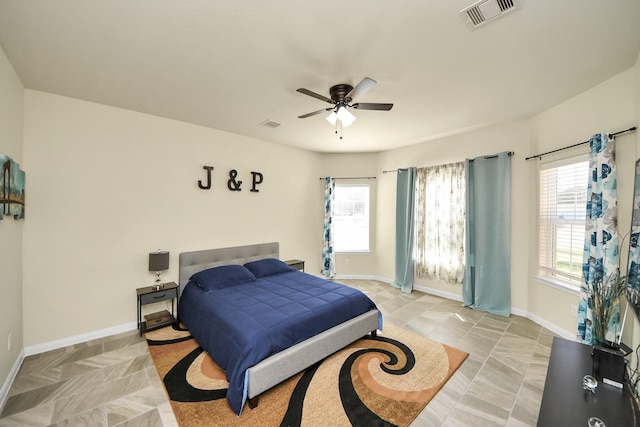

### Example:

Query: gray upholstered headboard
xmin=178 ymin=242 xmax=279 ymax=294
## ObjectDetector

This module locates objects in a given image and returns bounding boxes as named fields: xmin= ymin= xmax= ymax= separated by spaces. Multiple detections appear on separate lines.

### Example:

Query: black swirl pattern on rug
xmin=146 ymin=322 xmax=193 ymax=346
xmin=279 ymin=361 xmax=322 ymax=427
xmin=162 ymin=345 xmax=227 ymax=402
xmin=340 ymin=336 xmax=413 ymax=427
xmin=279 ymin=335 xmax=413 ymax=427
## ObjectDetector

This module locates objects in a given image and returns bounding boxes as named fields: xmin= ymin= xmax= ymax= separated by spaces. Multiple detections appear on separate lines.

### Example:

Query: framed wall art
xmin=0 ymin=153 xmax=25 ymax=220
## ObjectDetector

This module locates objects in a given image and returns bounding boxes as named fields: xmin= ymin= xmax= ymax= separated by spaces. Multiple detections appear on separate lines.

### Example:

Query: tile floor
xmin=0 ymin=279 xmax=553 ymax=426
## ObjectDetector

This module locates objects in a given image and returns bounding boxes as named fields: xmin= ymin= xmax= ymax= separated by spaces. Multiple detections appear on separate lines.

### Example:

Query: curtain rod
xmin=382 ymin=151 xmax=514 ymax=174
xmin=318 ymin=176 xmax=376 ymax=180
xmin=382 ymin=169 xmax=410 ymax=174
xmin=525 ymin=126 xmax=637 ymax=161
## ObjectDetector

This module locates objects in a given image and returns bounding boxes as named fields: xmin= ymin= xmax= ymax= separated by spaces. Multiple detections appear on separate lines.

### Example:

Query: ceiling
xmin=1 ymin=1 xmax=639 ymax=153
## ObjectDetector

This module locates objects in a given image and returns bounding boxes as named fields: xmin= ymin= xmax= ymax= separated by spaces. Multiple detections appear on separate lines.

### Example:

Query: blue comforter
xmin=178 ymin=269 xmax=380 ymax=415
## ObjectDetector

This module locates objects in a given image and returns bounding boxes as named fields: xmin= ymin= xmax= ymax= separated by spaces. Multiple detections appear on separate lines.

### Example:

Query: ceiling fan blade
xmin=296 ymin=88 xmax=334 ymax=104
xmin=298 ymin=107 xmax=333 ymax=119
xmin=352 ymin=103 xmax=393 ymax=111
xmin=346 ymin=77 xmax=377 ymax=101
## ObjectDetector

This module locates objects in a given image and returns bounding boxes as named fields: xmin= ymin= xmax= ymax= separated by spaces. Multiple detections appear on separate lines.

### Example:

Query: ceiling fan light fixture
xmin=326 ymin=111 xmax=338 ymax=125
xmin=337 ymin=106 xmax=356 ymax=127
xmin=340 ymin=114 xmax=356 ymax=128
xmin=298 ymin=77 xmax=391 ymax=132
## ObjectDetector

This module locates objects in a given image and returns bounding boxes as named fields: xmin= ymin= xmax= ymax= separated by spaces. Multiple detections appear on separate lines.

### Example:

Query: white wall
xmin=0 ymin=46 xmax=24 ymax=394
xmin=529 ymin=66 xmax=638 ymax=337
xmin=375 ymin=120 xmax=534 ymax=311
xmin=22 ymin=90 xmax=323 ymax=346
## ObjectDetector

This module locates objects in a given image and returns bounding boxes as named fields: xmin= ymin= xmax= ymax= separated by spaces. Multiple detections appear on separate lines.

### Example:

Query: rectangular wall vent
xmin=260 ymin=120 xmax=281 ymax=128
xmin=460 ymin=0 xmax=522 ymax=31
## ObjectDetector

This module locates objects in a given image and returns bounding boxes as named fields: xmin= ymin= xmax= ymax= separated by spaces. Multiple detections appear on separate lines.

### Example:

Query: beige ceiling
xmin=1 ymin=0 xmax=639 ymax=153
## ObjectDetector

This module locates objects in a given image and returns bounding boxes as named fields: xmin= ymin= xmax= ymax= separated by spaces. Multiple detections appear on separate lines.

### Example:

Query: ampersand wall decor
xmin=227 ymin=169 xmax=242 ymax=191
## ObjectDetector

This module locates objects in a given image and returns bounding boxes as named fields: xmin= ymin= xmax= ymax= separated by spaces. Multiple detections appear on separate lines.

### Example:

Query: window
xmin=414 ymin=162 xmax=466 ymax=282
xmin=333 ymin=185 xmax=369 ymax=252
xmin=539 ymin=156 xmax=589 ymax=288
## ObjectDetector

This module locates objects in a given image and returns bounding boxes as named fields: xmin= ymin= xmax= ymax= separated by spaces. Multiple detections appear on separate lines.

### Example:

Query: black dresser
xmin=537 ymin=336 xmax=640 ymax=426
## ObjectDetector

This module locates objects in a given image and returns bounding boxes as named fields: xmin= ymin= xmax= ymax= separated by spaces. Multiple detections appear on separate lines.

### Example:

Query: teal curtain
xmin=392 ymin=168 xmax=416 ymax=293
xmin=577 ymin=133 xmax=619 ymax=345
xmin=321 ymin=177 xmax=335 ymax=278
xmin=463 ymin=152 xmax=511 ymax=317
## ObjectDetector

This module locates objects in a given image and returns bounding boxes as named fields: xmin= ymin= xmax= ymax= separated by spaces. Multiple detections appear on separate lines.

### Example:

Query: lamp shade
xmin=337 ymin=107 xmax=356 ymax=127
xmin=149 ymin=251 xmax=169 ymax=272
xmin=326 ymin=111 xmax=338 ymax=125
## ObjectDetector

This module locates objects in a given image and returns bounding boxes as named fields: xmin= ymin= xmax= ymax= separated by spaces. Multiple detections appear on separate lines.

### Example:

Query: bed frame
xmin=178 ymin=242 xmax=380 ymax=409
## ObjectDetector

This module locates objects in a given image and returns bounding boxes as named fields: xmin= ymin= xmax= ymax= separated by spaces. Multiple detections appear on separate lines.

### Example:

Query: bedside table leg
xmin=137 ymin=296 xmax=142 ymax=336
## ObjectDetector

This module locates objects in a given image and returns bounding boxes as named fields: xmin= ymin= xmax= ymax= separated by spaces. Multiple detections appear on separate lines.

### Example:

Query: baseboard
xmin=0 ymin=348 xmax=25 ymax=415
xmin=527 ymin=312 xmax=574 ymax=340
xmin=23 ymin=322 xmax=138 ymax=357
xmin=510 ymin=307 xmax=527 ymax=317
xmin=413 ymin=284 xmax=463 ymax=302
xmin=334 ymin=274 xmax=391 ymax=283
xmin=336 ymin=274 xmax=575 ymax=340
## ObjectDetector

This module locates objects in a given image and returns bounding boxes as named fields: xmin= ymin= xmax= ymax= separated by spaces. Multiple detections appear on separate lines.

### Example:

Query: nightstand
xmin=285 ymin=259 xmax=305 ymax=272
xmin=136 ymin=282 xmax=179 ymax=336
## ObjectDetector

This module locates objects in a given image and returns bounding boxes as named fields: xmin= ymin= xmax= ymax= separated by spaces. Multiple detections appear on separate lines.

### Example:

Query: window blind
xmin=539 ymin=158 xmax=589 ymax=285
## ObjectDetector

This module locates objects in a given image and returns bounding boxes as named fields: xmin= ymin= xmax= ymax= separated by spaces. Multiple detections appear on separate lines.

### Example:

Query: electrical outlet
xmin=571 ymin=305 xmax=578 ymax=317
xmin=344 ymin=258 xmax=349 ymax=265
xmin=8 ymin=333 xmax=11 ymax=351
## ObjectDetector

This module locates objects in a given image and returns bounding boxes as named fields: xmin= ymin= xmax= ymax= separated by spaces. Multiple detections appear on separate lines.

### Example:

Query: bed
xmin=177 ymin=242 xmax=382 ymax=415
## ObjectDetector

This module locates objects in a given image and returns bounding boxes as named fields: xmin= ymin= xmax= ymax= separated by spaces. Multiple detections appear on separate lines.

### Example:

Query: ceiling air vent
xmin=260 ymin=119 xmax=281 ymax=129
xmin=460 ymin=0 xmax=523 ymax=31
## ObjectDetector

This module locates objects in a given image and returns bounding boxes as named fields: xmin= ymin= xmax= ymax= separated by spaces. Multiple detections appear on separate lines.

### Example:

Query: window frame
xmin=332 ymin=183 xmax=370 ymax=253
xmin=537 ymin=154 xmax=589 ymax=294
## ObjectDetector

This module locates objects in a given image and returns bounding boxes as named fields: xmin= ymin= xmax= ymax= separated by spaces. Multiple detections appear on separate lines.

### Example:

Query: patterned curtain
xmin=577 ymin=133 xmax=619 ymax=345
xmin=321 ymin=177 xmax=336 ymax=278
xmin=415 ymin=162 xmax=465 ymax=282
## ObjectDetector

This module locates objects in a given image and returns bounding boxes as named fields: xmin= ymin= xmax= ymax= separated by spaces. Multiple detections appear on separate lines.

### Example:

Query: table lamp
xmin=149 ymin=250 xmax=169 ymax=289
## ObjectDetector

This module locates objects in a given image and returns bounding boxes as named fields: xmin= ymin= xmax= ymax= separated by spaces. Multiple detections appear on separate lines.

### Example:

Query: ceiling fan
xmin=296 ymin=77 xmax=393 ymax=128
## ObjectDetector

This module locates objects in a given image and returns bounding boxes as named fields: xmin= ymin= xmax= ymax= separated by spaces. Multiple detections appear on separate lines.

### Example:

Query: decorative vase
xmin=590 ymin=273 xmax=625 ymax=346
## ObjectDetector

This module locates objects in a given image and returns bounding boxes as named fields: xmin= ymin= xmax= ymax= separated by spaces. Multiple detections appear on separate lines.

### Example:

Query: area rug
xmin=146 ymin=323 xmax=468 ymax=427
